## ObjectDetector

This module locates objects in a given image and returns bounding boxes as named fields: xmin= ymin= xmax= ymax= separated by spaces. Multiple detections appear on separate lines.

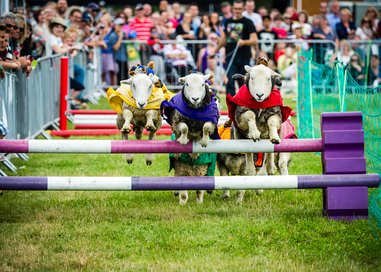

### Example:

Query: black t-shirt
xmin=258 ymin=30 xmax=278 ymax=54
xmin=224 ymin=16 xmax=256 ymax=58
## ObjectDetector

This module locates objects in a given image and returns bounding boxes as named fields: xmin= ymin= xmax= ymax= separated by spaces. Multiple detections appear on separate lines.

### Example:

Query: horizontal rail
xmin=0 ymin=139 xmax=323 ymax=153
xmin=0 ymin=174 xmax=379 ymax=191
xmin=68 ymin=110 xmax=230 ymax=116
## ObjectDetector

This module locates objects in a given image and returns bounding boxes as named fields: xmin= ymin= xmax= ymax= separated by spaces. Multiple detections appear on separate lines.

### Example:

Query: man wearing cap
xmin=57 ymin=0 xmax=68 ymax=19
xmin=109 ymin=18 xmax=129 ymax=82
xmin=129 ymin=3 xmax=153 ymax=41
xmin=213 ymin=0 xmax=258 ymax=98
xmin=221 ymin=1 xmax=233 ymax=30
xmin=87 ymin=2 xmax=101 ymax=22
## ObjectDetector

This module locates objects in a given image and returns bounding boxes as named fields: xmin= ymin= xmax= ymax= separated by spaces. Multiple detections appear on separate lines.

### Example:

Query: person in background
xmin=188 ymin=3 xmax=201 ymax=34
xmin=220 ymin=1 xmax=233 ymax=30
xmin=311 ymin=15 xmax=321 ymax=32
xmin=350 ymin=35 xmax=366 ymax=62
xmin=210 ymin=12 xmax=223 ymax=37
xmin=289 ymin=23 xmax=309 ymax=51
xmin=368 ymin=54 xmax=381 ymax=87
xmin=143 ymin=4 xmax=152 ymax=18
xmin=172 ymin=2 xmax=183 ymax=24
xmin=355 ymin=16 xmax=377 ymax=41
xmin=205 ymin=57 xmax=227 ymax=94
xmin=21 ymin=22 xmax=36 ymax=58
xmin=0 ymin=23 xmax=21 ymax=71
xmin=87 ymin=2 xmax=101 ymax=22
xmin=45 ymin=17 xmax=68 ymax=56
xmin=212 ymin=0 xmax=258 ymax=97
xmin=312 ymin=16 xmax=338 ymax=63
xmin=347 ymin=53 xmax=365 ymax=86
xmin=160 ymin=11 xmax=175 ymax=39
xmin=124 ymin=7 xmax=133 ymax=23
xmin=65 ymin=6 xmax=82 ymax=27
xmin=285 ymin=6 xmax=298 ymax=21
xmin=162 ymin=34 xmax=192 ymax=77
xmin=365 ymin=6 xmax=379 ymax=33
xmin=336 ymin=9 xmax=356 ymax=41
xmin=175 ymin=12 xmax=196 ymax=41
xmin=43 ymin=6 xmax=56 ymax=28
xmin=326 ymin=0 xmax=341 ymax=34
xmin=159 ymin=0 xmax=168 ymax=12
xmin=257 ymin=6 xmax=268 ymax=18
xmin=57 ymin=0 xmax=68 ymax=19
xmin=151 ymin=12 xmax=167 ymax=40
xmin=243 ymin=0 xmax=263 ymax=32
xmin=272 ymin=14 xmax=287 ymax=39
xmin=319 ymin=1 xmax=329 ymax=17
xmin=197 ymin=14 xmax=212 ymax=40
xmin=282 ymin=13 xmax=293 ymax=35
xmin=258 ymin=15 xmax=278 ymax=61
xmin=32 ymin=9 xmax=50 ymax=57
xmin=109 ymin=17 xmax=128 ymax=82
xmin=277 ymin=46 xmax=297 ymax=79
xmin=147 ymin=26 xmax=165 ymax=80
xmin=297 ymin=10 xmax=312 ymax=38
xmin=129 ymin=3 xmax=153 ymax=41
xmin=338 ymin=39 xmax=353 ymax=66
xmin=197 ymin=33 xmax=225 ymax=73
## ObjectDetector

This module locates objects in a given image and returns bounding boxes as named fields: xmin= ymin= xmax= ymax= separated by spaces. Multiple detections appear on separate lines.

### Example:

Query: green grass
xmin=1 ymin=96 xmax=380 ymax=271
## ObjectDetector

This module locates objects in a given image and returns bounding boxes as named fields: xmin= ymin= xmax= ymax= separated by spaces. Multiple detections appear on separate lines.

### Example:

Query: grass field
xmin=1 ymin=96 xmax=380 ymax=271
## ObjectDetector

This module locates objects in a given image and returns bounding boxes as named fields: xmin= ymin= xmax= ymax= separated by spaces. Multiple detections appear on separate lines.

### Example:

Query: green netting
xmin=297 ymin=49 xmax=381 ymax=238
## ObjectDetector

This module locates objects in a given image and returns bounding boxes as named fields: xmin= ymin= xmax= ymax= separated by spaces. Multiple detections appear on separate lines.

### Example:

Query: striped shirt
xmin=129 ymin=17 xmax=153 ymax=41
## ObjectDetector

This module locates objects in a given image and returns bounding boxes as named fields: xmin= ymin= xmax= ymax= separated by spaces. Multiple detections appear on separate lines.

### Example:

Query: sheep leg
xmin=266 ymin=153 xmax=276 ymax=175
xmin=145 ymin=110 xmax=158 ymax=131
xmin=242 ymin=111 xmax=261 ymax=142
xmin=277 ymin=153 xmax=291 ymax=175
xmin=200 ymin=121 xmax=215 ymax=147
xmin=238 ymin=152 xmax=256 ymax=203
xmin=121 ymin=109 xmax=133 ymax=133
xmin=268 ymin=115 xmax=281 ymax=144
xmin=145 ymin=130 xmax=156 ymax=165
xmin=121 ymin=130 xmax=134 ymax=164
xmin=178 ymin=190 xmax=188 ymax=205
xmin=189 ymin=152 xmax=199 ymax=161
xmin=196 ymin=190 xmax=204 ymax=204
xmin=177 ymin=122 xmax=189 ymax=145
xmin=219 ymin=164 xmax=230 ymax=200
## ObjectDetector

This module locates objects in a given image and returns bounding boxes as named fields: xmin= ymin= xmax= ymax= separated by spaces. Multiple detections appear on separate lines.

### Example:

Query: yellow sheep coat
xmin=107 ymin=83 xmax=174 ymax=114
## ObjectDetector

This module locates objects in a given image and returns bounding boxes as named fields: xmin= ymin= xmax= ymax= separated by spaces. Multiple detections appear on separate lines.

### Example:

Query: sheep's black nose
xmin=138 ymin=102 xmax=145 ymax=107
xmin=257 ymin=93 xmax=264 ymax=98
xmin=192 ymin=97 xmax=199 ymax=102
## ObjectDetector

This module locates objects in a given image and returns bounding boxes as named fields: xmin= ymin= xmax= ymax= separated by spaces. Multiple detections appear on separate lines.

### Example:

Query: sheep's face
xmin=121 ymin=74 xmax=159 ymax=109
xmin=245 ymin=65 xmax=281 ymax=102
xmin=179 ymin=73 xmax=212 ymax=108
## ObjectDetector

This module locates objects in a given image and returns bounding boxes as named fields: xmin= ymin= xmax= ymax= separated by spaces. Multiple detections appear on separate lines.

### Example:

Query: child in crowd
xmin=258 ymin=15 xmax=278 ymax=61
xmin=0 ymin=23 xmax=20 ymax=70
xmin=290 ymin=23 xmax=309 ymax=51
xmin=272 ymin=14 xmax=287 ymax=39
xmin=205 ymin=57 xmax=227 ymax=94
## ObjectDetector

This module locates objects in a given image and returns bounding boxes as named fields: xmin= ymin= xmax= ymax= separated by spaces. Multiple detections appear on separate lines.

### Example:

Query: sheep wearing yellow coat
xmin=107 ymin=62 xmax=174 ymax=165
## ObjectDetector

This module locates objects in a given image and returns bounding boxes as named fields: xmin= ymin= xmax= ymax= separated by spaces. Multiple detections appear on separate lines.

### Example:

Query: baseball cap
xmin=113 ymin=17 xmax=125 ymax=25
xmin=221 ymin=1 xmax=231 ymax=7
xmin=135 ymin=3 xmax=144 ymax=10
xmin=87 ymin=2 xmax=100 ymax=11
xmin=81 ymin=12 xmax=92 ymax=22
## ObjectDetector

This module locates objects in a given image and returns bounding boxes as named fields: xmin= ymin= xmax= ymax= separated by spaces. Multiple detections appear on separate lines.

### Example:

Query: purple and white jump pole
xmin=0 ymin=112 xmax=374 ymax=220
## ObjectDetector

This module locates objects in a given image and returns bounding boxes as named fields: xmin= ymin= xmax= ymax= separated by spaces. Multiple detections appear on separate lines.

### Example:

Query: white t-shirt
xmin=45 ymin=34 xmax=63 ymax=57
xmin=242 ymin=11 xmax=262 ymax=27
xmin=163 ymin=44 xmax=188 ymax=67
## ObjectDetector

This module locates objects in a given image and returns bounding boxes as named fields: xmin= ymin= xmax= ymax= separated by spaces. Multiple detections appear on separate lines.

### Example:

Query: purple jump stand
xmin=321 ymin=112 xmax=368 ymax=220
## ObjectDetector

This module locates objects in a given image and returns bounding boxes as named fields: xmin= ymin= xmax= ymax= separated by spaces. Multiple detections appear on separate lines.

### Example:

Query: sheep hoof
xmin=200 ymin=137 xmax=210 ymax=147
xmin=256 ymin=189 xmax=264 ymax=195
xmin=121 ymin=125 xmax=132 ymax=134
xmin=270 ymin=138 xmax=280 ymax=144
xmin=146 ymin=161 xmax=152 ymax=165
xmin=221 ymin=194 xmax=230 ymax=200
xmin=145 ymin=124 xmax=156 ymax=131
xmin=174 ymin=191 xmax=179 ymax=197
xmin=179 ymin=193 xmax=188 ymax=205
xmin=178 ymin=136 xmax=189 ymax=146
xmin=206 ymin=190 xmax=213 ymax=195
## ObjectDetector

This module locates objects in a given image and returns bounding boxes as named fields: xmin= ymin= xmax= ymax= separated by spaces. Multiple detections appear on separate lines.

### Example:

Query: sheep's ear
xmin=203 ymin=74 xmax=212 ymax=81
xmin=178 ymin=76 xmax=187 ymax=83
xmin=271 ymin=70 xmax=282 ymax=78
xmin=120 ymin=78 xmax=133 ymax=85
xmin=150 ymin=75 xmax=159 ymax=84
xmin=244 ymin=65 xmax=252 ymax=73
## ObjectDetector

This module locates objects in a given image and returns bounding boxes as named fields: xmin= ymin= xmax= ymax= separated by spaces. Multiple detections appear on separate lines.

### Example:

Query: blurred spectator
xmin=172 ymin=2 xmax=183 ymax=24
xmin=347 ymin=53 xmax=365 ymax=85
xmin=326 ymin=0 xmax=340 ymax=33
xmin=45 ymin=17 xmax=68 ymax=56
xmin=311 ymin=15 xmax=320 ymax=32
xmin=282 ymin=13 xmax=293 ymax=34
xmin=57 ymin=0 xmax=68 ymax=19
xmin=45 ymin=1 xmax=58 ymax=14
xmin=368 ymin=54 xmax=381 ymax=87
xmin=147 ymin=26 xmax=165 ymax=80
xmin=285 ymin=6 xmax=298 ymax=21
xmin=99 ymin=15 xmax=118 ymax=86
xmin=159 ymin=0 xmax=169 ymax=12
xmin=272 ymin=14 xmax=287 ymax=39
xmin=257 ymin=6 xmax=268 ymax=18
xmin=0 ymin=24 xmax=20 ymax=70
xmin=197 ymin=14 xmax=212 ymax=40
xmin=277 ymin=46 xmax=297 ymax=79
xmin=163 ymin=36 xmax=193 ymax=77
xmin=66 ymin=6 xmax=82 ymax=27
xmin=312 ymin=16 xmax=338 ymax=63
xmin=221 ymin=1 xmax=233 ymax=30
xmin=188 ymin=3 xmax=201 ymax=34
xmin=175 ymin=12 xmax=196 ymax=41
xmin=365 ymin=6 xmax=379 ymax=33
xmin=297 ymin=10 xmax=312 ymax=38
xmin=319 ymin=1 xmax=329 ymax=17
xmin=338 ymin=40 xmax=353 ymax=66
xmin=258 ymin=15 xmax=278 ymax=61
xmin=205 ymin=57 xmax=227 ymax=93
xmin=43 ymin=6 xmax=56 ymax=28
xmin=269 ymin=9 xmax=280 ymax=25
xmin=336 ymin=9 xmax=356 ymax=41
xmin=290 ymin=23 xmax=309 ymax=51
xmin=274 ymin=42 xmax=286 ymax=63
xmin=160 ymin=11 xmax=175 ymax=38
xmin=350 ymin=35 xmax=366 ymax=61
xmin=87 ymin=3 xmax=101 ymax=22
xmin=143 ymin=4 xmax=152 ymax=18
xmin=243 ymin=0 xmax=262 ymax=32
xmin=151 ymin=12 xmax=167 ymax=39
xmin=210 ymin=12 xmax=223 ymax=37
xmin=109 ymin=18 xmax=128 ymax=82
xmin=356 ymin=16 xmax=377 ymax=41
xmin=33 ymin=9 xmax=50 ymax=57
xmin=21 ymin=22 xmax=36 ymax=58
xmin=129 ymin=3 xmax=153 ymax=41
xmin=197 ymin=33 xmax=225 ymax=73
xmin=124 ymin=7 xmax=133 ymax=24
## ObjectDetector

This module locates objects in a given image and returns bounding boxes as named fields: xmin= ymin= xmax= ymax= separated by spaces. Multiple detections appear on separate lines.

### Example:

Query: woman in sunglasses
xmin=355 ymin=16 xmax=378 ymax=42
xmin=347 ymin=53 xmax=365 ymax=86
xmin=364 ymin=6 xmax=379 ymax=33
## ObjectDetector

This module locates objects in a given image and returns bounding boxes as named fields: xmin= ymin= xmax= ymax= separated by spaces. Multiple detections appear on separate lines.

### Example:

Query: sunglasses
xmin=6 ymin=24 xmax=18 ymax=30
xmin=351 ymin=59 xmax=358 ymax=61
xmin=284 ymin=17 xmax=291 ymax=19
xmin=19 ymin=28 xmax=24 ymax=32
